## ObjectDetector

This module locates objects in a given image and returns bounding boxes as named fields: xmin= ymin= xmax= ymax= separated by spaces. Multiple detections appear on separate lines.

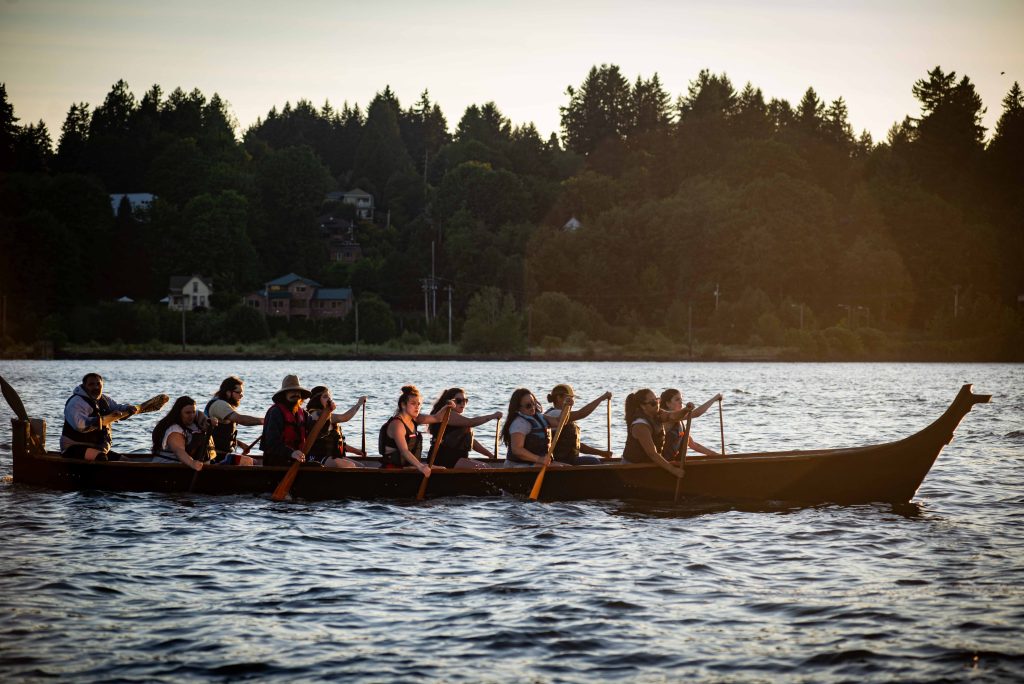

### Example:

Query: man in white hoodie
xmin=61 ymin=373 xmax=138 ymax=461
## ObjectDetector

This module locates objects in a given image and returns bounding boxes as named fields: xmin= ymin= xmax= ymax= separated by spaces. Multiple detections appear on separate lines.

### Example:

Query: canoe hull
xmin=8 ymin=385 xmax=990 ymax=504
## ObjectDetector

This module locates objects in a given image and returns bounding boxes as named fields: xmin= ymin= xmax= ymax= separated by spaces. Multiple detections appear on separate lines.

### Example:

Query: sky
xmin=2 ymin=0 xmax=1022 ymax=144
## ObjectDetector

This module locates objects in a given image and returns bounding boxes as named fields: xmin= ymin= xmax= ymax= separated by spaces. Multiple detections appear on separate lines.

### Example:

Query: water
xmin=1 ymin=360 xmax=1022 ymax=682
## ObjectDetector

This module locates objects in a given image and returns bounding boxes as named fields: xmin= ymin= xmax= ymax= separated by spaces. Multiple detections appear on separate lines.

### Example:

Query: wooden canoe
xmin=6 ymin=385 xmax=990 ymax=504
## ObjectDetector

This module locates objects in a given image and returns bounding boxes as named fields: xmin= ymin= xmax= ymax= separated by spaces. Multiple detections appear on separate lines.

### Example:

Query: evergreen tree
xmin=560 ymin=64 xmax=632 ymax=155
xmin=55 ymin=103 xmax=91 ymax=173
xmin=352 ymin=87 xmax=415 ymax=200
xmin=677 ymin=69 xmax=737 ymax=122
xmin=988 ymin=81 xmax=1024 ymax=191
xmin=796 ymin=87 xmax=825 ymax=134
xmin=13 ymin=120 xmax=53 ymax=172
xmin=733 ymin=83 xmax=772 ymax=139
xmin=0 ymin=83 xmax=19 ymax=171
xmin=629 ymin=73 xmax=672 ymax=135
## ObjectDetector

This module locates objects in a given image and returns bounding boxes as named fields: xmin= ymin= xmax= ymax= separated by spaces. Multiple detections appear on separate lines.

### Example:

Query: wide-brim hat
xmin=273 ymin=374 xmax=311 ymax=401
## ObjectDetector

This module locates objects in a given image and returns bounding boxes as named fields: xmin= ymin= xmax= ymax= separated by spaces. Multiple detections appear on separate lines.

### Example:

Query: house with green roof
xmin=243 ymin=273 xmax=353 ymax=320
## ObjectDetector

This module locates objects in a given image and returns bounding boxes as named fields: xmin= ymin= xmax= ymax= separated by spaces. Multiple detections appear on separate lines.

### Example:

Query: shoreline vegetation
xmin=1 ymin=334 xmax=1017 ymax=363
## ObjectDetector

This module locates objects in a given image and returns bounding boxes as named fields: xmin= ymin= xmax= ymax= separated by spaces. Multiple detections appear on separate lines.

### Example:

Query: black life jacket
xmin=61 ymin=391 xmax=113 ymax=452
xmin=429 ymin=425 xmax=473 ymax=468
xmin=204 ymin=397 xmax=238 ymax=454
xmin=156 ymin=423 xmax=214 ymax=463
xmin=309 ymin=412 xmax=346 ymax=463
xmin=379 ymin=416 xmax=422 ymax=467
xmin=547 ymin=408 xmax=581 ymax=465
xmin=622 ymin=415 xmax=665 ymax=463
xmin=664 ymin=420 xmax=685 ymax=460
xmin=511 ymin=412 xmax=550 ymax=463
xmin=273 ymin=402 xmax=308 ymax=451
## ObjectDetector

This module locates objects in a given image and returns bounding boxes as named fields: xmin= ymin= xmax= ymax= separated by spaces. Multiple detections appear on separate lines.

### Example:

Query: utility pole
xmin=687 ymin=301 xmax=693 ymax=359
xmin=714 ymin=283 xmax=720 ymax=313
xmin=354 ymin=299 xmax=360 ymax=354
xmin=421 ymin=279 xmax=430 ymax=322
xmin=180 ymin=301 xmax=187 ymax=351
xmin=446 ymin=284 xmax=453 ymax=345
xmin=953 ymin=285 xmax=960 ymax=319
xmin=431 ymin=241 xmax=437 ymax=319
xmin=1 ymin=294 xmax=6 ymax=340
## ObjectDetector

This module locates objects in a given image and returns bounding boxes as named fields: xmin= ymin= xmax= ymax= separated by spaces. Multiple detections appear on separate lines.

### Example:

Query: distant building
xmin=167 ymin=275 xmax=213 ymax=311
xmin=318 ymin=213 xmax=363 ymax=264
xmin=563 ymin=216 xmax=582 ymax=232
xmin=325 ymin=188 xmax=374 ymax=220
xmin=110 ymin=193 xmax=156 ymax=219
xmin=244 ymin=273 xmax=352 ymax=320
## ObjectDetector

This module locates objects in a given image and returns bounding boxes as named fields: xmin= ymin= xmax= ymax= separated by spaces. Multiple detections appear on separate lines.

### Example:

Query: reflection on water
xmin=1 ymin=361 xmax=1023 ymax=681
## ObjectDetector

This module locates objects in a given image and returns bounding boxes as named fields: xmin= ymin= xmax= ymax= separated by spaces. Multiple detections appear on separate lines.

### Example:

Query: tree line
xmin=0 ymin=65 xmax=1021 ymax=358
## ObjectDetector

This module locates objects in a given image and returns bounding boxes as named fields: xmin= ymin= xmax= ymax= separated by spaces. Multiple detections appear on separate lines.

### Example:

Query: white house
xmin=167 ymin=275 xmax=213 ymax=311
xmin=326 ymin=188 xmax=375 ymax=220
xmin=563 ymin=216 xmax=582 ymax=232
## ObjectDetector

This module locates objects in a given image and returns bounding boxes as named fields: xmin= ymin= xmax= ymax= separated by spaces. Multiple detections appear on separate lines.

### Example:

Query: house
xmin=318 ymin=213 xmax=363 ymax=264
xmin=325 ymin=188 xmax=374 ymax=220
xmin=167 ymin=275 xmax=213 ymax=311
xmin=110 ymin=193 xmax=156 ymax=218
xmin=563 ymin=216 xmax=582 ymax=232
xmin=244 ymin=273 xmax=352 ymax=320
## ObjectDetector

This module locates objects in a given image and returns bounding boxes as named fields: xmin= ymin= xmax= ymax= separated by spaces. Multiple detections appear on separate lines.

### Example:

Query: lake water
xmin=1 ymin=360 xmax=1022 ymax=681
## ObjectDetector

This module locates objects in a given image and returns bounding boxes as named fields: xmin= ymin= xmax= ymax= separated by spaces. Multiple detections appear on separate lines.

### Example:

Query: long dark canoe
xmin=6 ymin=385 xmax=989 ymax=504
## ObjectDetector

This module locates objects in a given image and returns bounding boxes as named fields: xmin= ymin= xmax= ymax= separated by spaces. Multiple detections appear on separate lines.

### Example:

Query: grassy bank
xmin=3 ymin=335 xmax=1019 ymax=362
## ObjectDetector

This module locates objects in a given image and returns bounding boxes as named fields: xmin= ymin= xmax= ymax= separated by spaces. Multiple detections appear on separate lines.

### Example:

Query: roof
xmin=168 ymin=274 xmax=213 ymax=292
xmin=325 ymin=189 xmax=372 ymax=201
xmin=266 ymin=273 xmax=322 ymax=288
xmin=313 ymin=288 xmax=353 ymax=301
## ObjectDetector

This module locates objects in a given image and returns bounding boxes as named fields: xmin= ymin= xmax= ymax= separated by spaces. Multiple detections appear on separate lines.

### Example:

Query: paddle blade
xmin=272 ymin=461 xmax=301 ymax=501
xmin=528 ymin=466 xmax=547 ymax=501
xmin=137 ymin=394 xmax=170 ymax=414
xmin=0 ymin=375 xmax=29 ymax=421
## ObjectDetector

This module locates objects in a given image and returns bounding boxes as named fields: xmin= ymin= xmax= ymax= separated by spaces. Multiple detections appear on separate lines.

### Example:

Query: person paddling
xmin=426 ymin=387 xmax=503 ymax=469
xmin=205 ymin=376 xmax=263 ymax=466
xmin=380 ymin=385 xmax=500 ymax=476
xmin=661 ymin=388 xmax=723 ymax=459
xmin=544 ymin=384 xmax=614 ymax=465
xmin=306 ymin=385 xmax=367 ymax=468
xmin=621 ymin=388 xmax=692 ymax=478
xmin=151 ymin=396 xmax=215 ymax=471
xmin=502 ymin=388 xmax=576 ymax=467
xmin=261 ymin=375 xmax=321 ymax=468
xmin=60 ymin=373 xmax=139 ymax=461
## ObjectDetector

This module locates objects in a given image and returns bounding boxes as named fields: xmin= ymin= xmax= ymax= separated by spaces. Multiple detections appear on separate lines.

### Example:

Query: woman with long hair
xmin=379 ymin=385 xmax=501 ymax=476
xmin=660 ymin=388 xmax=723 ymax=459
xmin=620 ymin=389 xmax=692 ymax=478
xmin=151 ymin=396 xmax=215 ymax=471
xmin=501 ymin=387 xmax=608 ymax=467
xmin=306 ymin=385 xmax=367 ymax=468
xmin=427 ymin=387 xmax=502 ymax=469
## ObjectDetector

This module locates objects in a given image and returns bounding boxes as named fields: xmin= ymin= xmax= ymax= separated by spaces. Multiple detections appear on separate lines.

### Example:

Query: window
xmin=200 ymin=296 xmax=206 ymax=306
xmin=192 ymin=295 xmax=198 ymax=306
xmin=193 ymin=282 xmax=198 ymax=293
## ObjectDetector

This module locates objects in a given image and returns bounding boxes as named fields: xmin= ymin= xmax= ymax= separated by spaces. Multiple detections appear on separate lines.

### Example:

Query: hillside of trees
xmin=0 ymin=65 xmax=1021 ymax=359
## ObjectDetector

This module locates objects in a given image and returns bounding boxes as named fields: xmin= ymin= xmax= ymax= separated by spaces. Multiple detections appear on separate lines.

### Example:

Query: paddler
xmin=60 ymin=372 xmax=139 ymax=461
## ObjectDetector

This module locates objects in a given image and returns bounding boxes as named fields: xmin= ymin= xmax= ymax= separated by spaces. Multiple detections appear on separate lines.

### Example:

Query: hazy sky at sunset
xmin=2 ymin=0 xmax=1021 ymax=144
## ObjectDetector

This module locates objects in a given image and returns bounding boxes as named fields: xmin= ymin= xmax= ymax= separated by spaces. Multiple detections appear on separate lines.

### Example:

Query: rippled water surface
xmin=1 ymin=361 xmax=1022 ymax=682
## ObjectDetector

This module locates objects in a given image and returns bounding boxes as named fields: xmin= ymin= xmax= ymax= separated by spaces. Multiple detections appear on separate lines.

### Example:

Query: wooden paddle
xmin=0 ymin=375 xmax=43 ymax=454
xmin=98 ymin=393 xmax=169 ymax=428
xmin=493 ymin=417 xmax=501 ymax=459
xmin=528 ymin=404 xmax=573 ymax=501
xmin=606 ymin=396 xmax=611 ymax=455
xmin=271 ymin=405 xmax=334 ymax=502
xmin=673 ymin=410 xmax=693 ymax=504
xmin=361 ymin=400 xmax=366 ymax=454
xmin=0 ymin=374 xmax=28 ymax=421
xmin=718 ymin=396 xmax=725 ymax=455
xmin=416 ymin=405 xmax=452 ymax=500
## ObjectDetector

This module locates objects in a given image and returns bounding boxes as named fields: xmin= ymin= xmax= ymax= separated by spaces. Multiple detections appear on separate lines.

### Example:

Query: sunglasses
xmin=454 ymin=397 xmax=468 ymax=406
xmin=519 ymin=401 xmax=536 ymax=410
